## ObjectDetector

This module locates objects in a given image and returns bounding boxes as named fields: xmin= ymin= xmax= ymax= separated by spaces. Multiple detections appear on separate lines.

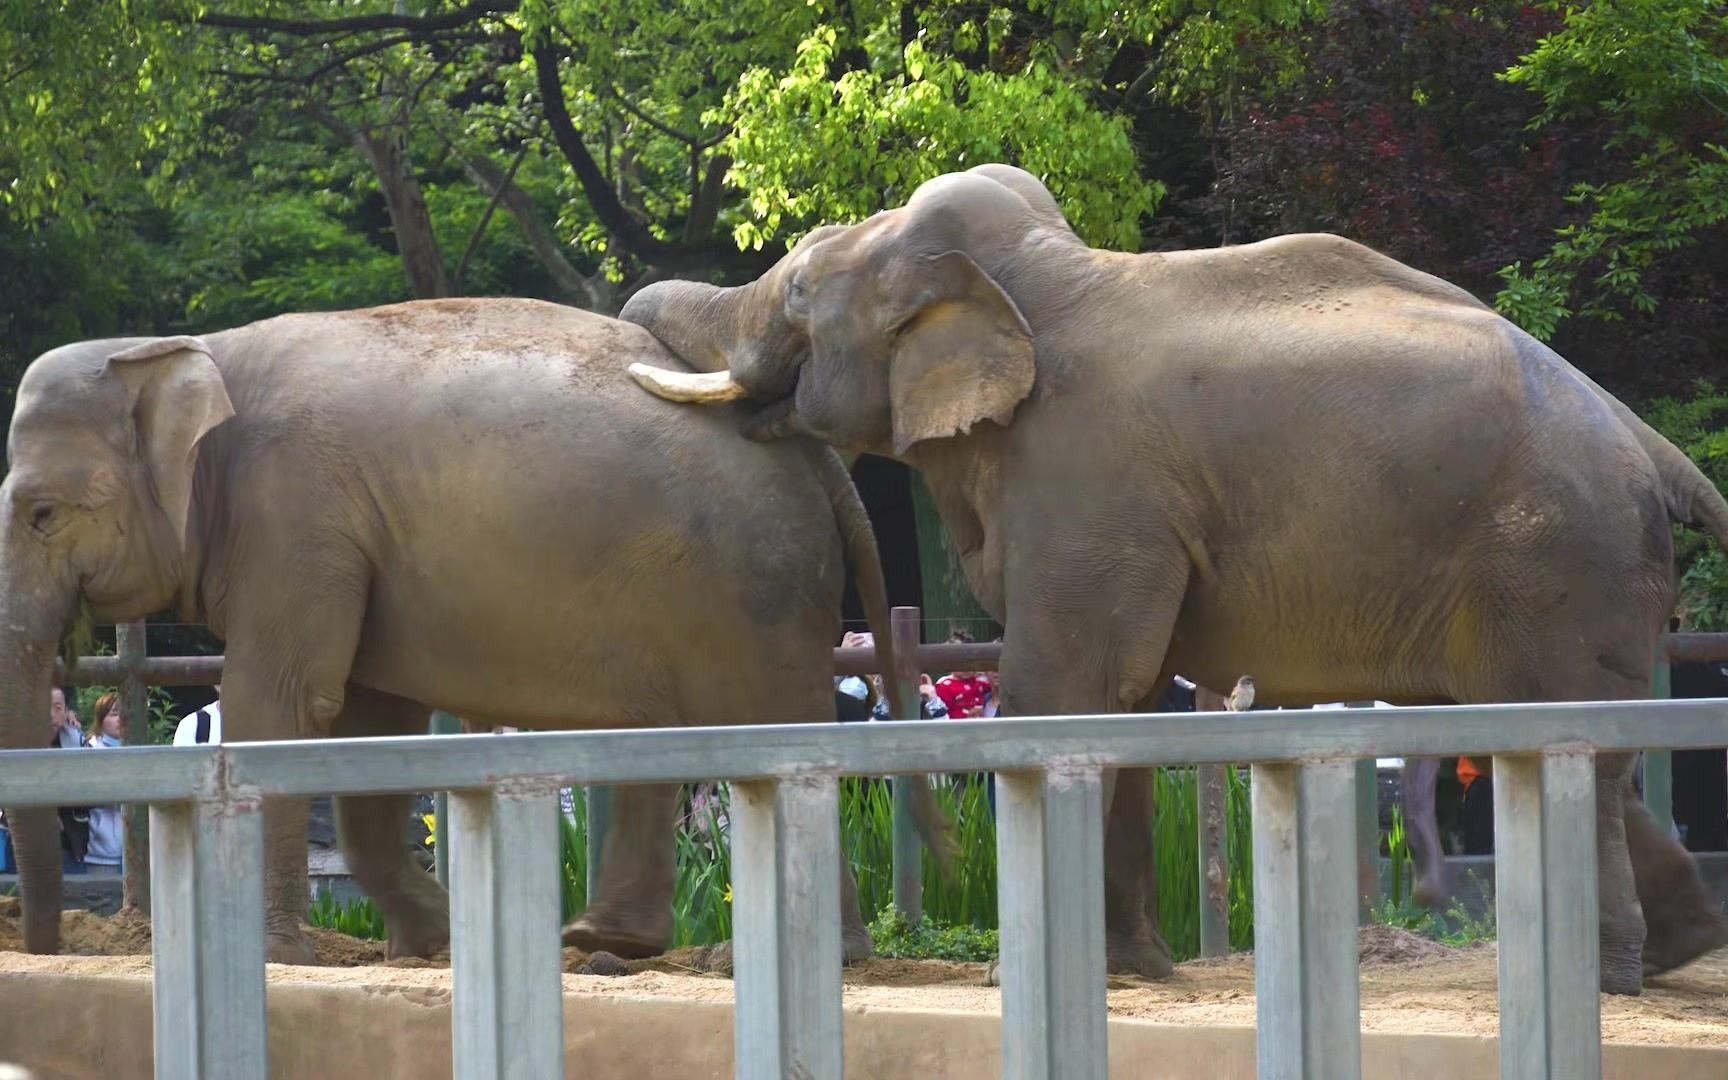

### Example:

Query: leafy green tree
xmin=0 ymin=1 xmax=207 ymax=230
xmin=1648 ymin=383 xmax=1728 ymax=629
xmin=1492 ymin=0 xmax=1728 ymax=340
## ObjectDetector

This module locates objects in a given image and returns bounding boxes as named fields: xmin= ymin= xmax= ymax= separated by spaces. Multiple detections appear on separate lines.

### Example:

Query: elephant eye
xmin=20 ymin=497 xmax=65 ymax=537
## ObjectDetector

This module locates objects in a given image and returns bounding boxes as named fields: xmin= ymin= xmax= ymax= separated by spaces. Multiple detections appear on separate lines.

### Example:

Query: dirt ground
xmin=2 ymin=899 xmax=1725 ymax=1047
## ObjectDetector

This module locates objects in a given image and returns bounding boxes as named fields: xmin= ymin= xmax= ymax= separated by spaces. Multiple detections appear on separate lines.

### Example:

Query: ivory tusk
xmin=627 ymin=363 xmax=749 ymax=403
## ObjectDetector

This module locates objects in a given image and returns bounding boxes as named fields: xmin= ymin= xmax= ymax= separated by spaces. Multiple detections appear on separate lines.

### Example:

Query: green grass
xmin=307 ymin=885 xmax=387 ymax=940
xmin=325 ymin=771 xmax=1493 ymax=957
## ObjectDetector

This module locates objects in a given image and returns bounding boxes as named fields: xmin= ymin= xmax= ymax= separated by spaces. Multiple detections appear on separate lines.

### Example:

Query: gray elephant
xmin=619 ymin=164 xmax=1728 ymax=994
xmin=0 ymin=297 xmax=953 ymax=966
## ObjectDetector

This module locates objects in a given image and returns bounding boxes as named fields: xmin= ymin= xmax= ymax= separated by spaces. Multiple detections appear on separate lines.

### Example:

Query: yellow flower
xmin=422 ymin=812 xmax=436 ymax=846
xmin=723 ymin=884 xmax=733 ymax=904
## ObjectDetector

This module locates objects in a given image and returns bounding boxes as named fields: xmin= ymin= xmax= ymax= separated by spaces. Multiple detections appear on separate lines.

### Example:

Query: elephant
xmin=0 ymin=296 xmax=954 ymax=966
xmin=618 ymin=163 xmax=1728 ymax=994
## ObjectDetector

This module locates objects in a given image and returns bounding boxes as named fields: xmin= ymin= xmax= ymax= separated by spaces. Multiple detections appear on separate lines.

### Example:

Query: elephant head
xmin=0 ymin=335 xmax=233 ymax=952
xmin=621 ymin=164 xmax=1076 ymax=458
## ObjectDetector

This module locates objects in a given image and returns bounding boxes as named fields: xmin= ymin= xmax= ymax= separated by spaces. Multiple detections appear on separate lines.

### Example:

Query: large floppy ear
xmin=886 ymin=250 xmax=1035 ymax=455
xmin=104 ymin=336 xmax=234 ymax=549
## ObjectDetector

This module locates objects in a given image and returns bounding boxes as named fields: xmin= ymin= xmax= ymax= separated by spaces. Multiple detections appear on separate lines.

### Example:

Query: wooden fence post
xmin=889 ymin=606 xmax=925 ymax=923
xmin=119 ymin=620 xmax=150 ymax=910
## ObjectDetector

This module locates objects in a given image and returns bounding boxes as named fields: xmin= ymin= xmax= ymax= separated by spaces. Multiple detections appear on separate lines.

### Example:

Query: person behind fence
xmin=48 ymin=686 xmax=91 ymax=872
xmin=172 ymin=682 xmax=222 ymax=745
xmin=932 ymin=630 xmax=997 ymax=814
xmin=80 ymin=691 xmax=127 ymax=870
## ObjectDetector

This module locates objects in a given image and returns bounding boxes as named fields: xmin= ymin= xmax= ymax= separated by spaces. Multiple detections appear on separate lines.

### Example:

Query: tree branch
xmin=453 ymin=146 xmax=526 ymax=294
xmin=531 ymin=44 xmax=780 ymax=277
xmin=532 ymin=43 xmax=672 ymax=261
xmin=605 ymin=86 xmax=731 ymax=150
xmin=457 ymin=146 xmax=615 ymax=311
xmin=197 ymin=1 xmax=518 ymax=37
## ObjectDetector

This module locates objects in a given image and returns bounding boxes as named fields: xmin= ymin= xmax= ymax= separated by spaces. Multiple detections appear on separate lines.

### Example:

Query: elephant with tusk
xmin=619 ymin=163 xmax=1728 ymax=994
xmin=0 ymin=297 xmax=954 ymax=967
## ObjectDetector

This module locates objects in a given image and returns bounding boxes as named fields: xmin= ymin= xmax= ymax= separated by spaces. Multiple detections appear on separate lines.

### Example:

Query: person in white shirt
xmin=172 ymin=683 xmax=222 ymax=745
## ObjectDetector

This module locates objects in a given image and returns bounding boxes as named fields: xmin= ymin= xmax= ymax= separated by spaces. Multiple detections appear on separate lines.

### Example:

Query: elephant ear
xmin=886 ymin=250 xmax=1035 ymax=456
xmin=104 ymin=336 xmax=234 ymax=551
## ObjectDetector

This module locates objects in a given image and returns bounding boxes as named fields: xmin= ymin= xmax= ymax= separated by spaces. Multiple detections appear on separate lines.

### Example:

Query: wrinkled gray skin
xmin=0 ymin=297 xmax=953 ymax=966
xmin=620 ymin=164 xmax=1728 ymax=994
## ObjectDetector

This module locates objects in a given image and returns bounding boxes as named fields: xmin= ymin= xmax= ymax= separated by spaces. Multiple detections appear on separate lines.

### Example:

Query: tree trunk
xmin=353 ymin=127 xmax=451 ymax=299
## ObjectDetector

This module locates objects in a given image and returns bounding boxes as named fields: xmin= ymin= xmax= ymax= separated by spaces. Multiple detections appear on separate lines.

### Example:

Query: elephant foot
xmin=266 ymin=928 xmax=320 ymax=967
xmin=1106 ymin=932 xmax=1175 ymax=980
xmin=842 ymin=926 xmax=874 ymax=966
xmin=1600 ymin=961 xmax=1644 ymax=996
xmin=1411 ymin=873 xmax=1449 ymax=910
xmin=1600 ymin=929 xmax=1647 ymax=996
xmin=1642 ymin=913 xmax=1728 ymax=979
xmin=382 ymin=867 xmax=450 ymax=960
xmin=562 ymin=910 xmax=670 ymax=960
xmin=385 ymin=912 xmax=450 ymax=961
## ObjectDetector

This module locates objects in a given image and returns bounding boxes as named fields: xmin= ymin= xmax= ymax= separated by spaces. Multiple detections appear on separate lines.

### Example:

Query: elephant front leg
xmin=265 ymin=795 xmax=317 ymax=965
xmin=562 ymin=782 xmax=679 ymax=958
xmin=336 ymin=791 xmax=450 ymax=960
xmin=1104 ymin=767 xmax=1174 ymax=979
xmin=840 ymin=851 xmax=874 ymax=965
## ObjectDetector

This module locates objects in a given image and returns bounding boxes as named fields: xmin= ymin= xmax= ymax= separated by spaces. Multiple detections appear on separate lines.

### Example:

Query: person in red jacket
xmin=933 ymin=629 xmax=996 ymax=718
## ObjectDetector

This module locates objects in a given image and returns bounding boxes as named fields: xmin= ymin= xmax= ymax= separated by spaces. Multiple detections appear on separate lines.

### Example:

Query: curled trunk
xmin=620 ymin=277 xmax=802 ymax=401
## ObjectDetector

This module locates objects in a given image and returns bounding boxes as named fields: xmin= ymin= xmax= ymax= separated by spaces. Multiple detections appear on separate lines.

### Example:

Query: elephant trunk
xmin=620 ymin=276 xmax=805 ymax=404
xmin=0 ymin=510 xmax=80 ymax=953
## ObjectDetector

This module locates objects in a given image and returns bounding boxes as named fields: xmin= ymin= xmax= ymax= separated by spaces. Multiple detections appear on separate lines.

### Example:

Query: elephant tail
xmin=1560 ymin=359 xmax=1728 ymax=550
xmin=1614 ymin=404 xmax=1728 ymax=549
xmin=806 ymin=445 xmax=959 ymax=876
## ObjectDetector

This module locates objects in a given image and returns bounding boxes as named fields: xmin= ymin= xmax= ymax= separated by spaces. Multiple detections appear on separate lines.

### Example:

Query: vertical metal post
xmin=1346 ymin=702 xmax=1382 ymax=923
xmin=889 ymin=605 xmax=924 ymax=922
xmin=1646 ymin=650 xmax=1674 ymax=833
xmin=429 ymin=710 xmax=460 ymax=887
xmin=1355 ymin=758 xmax=1380 ymax=923
xmin=449 ymin=783 xmax=565 ymax=1080
xmin=731 ymin=775 xmax=844 ymax=1080
xmin=1197 ymin=763 xmax=1231 ymax=957
xmin=149 ymin=793 xmax=268 ymax=1080
xmin=996 ymin=766 xmax=1108 ymax=1080
xmin=1493 ymin=752 xmax=1600 ymax=1080
xmin=1251 ymin=760 xmax=1362 ymax=1080
xmin=119 ymin=620 xmax=150 ymax=910
xmin=585 ymin=785 xmax=612 ymax=902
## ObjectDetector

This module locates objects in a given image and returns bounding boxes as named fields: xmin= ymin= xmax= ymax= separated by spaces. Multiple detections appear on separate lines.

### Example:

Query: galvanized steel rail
xmin=5 ymin=699 xmax=1728 ymax=1078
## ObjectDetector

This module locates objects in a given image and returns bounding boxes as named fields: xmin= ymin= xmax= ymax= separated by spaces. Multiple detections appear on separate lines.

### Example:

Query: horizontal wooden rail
xmin=57 ymin=632 xmax=1728 ymax=689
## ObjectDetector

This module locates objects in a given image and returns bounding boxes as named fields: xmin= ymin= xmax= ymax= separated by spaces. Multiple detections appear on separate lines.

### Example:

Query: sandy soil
xmin=3 ymin=900 xmax=1725 ymax=1047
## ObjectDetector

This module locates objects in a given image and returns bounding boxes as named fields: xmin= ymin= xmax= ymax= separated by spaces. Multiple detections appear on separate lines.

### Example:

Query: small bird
xmin=1226 ymin=675 xmax=1256 ymax=712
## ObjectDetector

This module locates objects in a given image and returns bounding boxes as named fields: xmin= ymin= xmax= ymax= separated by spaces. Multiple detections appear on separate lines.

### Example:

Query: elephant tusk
xmin=627 ymin=363 xmax=749 ymax=404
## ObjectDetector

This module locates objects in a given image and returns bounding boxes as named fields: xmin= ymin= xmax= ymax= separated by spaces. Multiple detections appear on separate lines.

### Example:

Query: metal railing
xmin=5 ymin=699 xmax=1728 ymax=1078
xmin=50 ymin=616 xmax=1728 ymax=968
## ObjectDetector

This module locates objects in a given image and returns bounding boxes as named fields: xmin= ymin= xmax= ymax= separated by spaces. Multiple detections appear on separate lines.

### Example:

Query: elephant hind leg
xmin=1400 ymin=756 xmax=1449 ymax=908
xmin=1627 ymin=790 xmax=1728 ymax=978
xmin=330 ymin=686 xmax=448 ymax=960
xmin=1104 ymin=764 xmax=1174 ymax=979
xmin=1449 ymin=652 xmax=1720 ymax=995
